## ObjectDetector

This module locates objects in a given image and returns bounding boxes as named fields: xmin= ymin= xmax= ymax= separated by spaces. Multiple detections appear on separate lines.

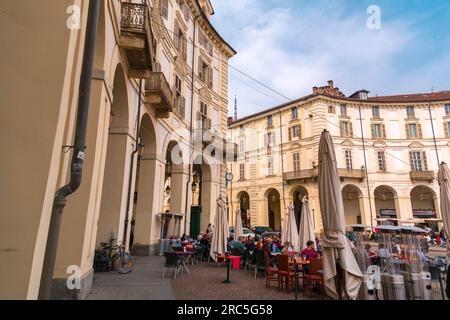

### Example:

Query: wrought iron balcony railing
xmin=119 ymin=2 xmax=153 ymax=78
xmin=283 ymin=168 xmax=366 ymax=182
xmin=144 ymin=72 xmax=174 ymax=118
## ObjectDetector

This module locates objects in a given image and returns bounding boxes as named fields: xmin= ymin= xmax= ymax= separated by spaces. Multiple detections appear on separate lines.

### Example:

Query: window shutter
xmin=198 ymin=57 xmax=203 ymax=80
xmin=182 ymin=35 xmax=187 ymax=61
xmin=405 ymin=124 xmax=410 ymax=139
xmin=340 ymin=121 xmax=344 ymax=137
xmin=445 ymin=122 xmax=449 ymax=138
xmin=417 ymin=123 xmax=423 ymax=139
xmin=371 ymin=124 xmax=375 ymax=139
xmin=288 ymin=127 xmax=292 ymax=141
xmin=208 ymin=67 xmax=213 ymax=89
xmin=409 ymin=152 xmax=414 ymax=171
xmin=181 ymin=96 xmax=186 ymax=118
xmin=382 ymin=124 xmax=386 ymax=138
xmin=422 ymin=151 xmax=428 ymax=171
xmin=161 ymin=0 xmax=169 ymax=19
xmin=174 ymin=23 xmax=179 ymax=49
xmin=349 ymin=122 xmax=353 ymax=137
xmin=264 ymin=134 xmax=267 ymax=147
xmin=206 ymin=118 xmax=212 ymax=130
xmin=196 ymin=111 xmax=202 ymax=121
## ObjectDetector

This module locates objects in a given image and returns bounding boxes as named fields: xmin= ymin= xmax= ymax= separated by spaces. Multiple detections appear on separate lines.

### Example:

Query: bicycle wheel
xmin=114 ymin=251 xmax=136 ymax=274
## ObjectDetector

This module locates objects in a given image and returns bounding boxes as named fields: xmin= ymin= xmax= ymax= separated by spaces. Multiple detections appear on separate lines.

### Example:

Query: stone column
xmin=395 ymin=196 xmax=413 ymax=221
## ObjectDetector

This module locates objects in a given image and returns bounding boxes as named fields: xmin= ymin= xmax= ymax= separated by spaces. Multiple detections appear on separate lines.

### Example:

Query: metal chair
xmin=162 ymin=252 xmax=183 ymax=279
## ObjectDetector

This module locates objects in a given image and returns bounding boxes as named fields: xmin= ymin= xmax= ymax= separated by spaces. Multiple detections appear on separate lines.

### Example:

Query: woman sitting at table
xmin=270 ymin=237 xmax=282 ymax=254
xmin=301 ymin=241 xmax=320 ymax=274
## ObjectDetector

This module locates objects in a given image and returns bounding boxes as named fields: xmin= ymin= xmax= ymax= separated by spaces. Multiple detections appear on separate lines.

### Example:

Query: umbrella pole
xmin=335 ymin=263 xmax=343 ymax=300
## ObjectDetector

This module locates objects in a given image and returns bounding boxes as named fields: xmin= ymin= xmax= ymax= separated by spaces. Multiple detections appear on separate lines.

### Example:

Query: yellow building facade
xmin=0 ymin=0 xmax=235 ymax=299
xmin=228 ymin=81 xmax=450 ymax=236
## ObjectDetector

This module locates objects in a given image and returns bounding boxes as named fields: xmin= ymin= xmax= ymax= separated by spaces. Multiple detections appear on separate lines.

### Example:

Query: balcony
xmin=410 ymin=171 xmax=435 ymax=183
xmin=119 ymin=2 xmax=154 ymax=79
xmin=338 ymin=168 xmax=366 ymax=181
xmin=144 ymin=72 xmax=174 ymax=118
xmin=283 ymin=168 xmax=366 ymax=183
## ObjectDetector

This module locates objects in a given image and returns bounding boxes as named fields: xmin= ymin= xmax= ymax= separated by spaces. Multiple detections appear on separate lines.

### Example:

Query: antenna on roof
xmin=430 ymin=86 xmax=436 ymax=93
xmin=234 ymin=95 xmax=238 ymax=121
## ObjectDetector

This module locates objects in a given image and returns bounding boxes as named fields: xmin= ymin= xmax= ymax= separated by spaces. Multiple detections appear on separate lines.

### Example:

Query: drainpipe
xmin=123 ymin=79 xmax=143 ymax=248
xmin=183 ymin=14 xmax=201 ymax=235
xmin=38 ymin=0 xmax=101 ymax=300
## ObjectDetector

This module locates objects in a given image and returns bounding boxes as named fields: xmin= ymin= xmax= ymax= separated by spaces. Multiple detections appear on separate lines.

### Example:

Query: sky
xmin=209 ymin=0 xmax=450 ymax=118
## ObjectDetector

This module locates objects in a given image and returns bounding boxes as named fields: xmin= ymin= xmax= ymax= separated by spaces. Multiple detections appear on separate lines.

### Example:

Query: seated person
xmin=281 ymin=242 xmax=294 ymax=253
xmin=301 ymin=240 xmax=320 ymax=260
xmin=378 ymin=244 xmax=390 ymax=258
xmin=233 ymin=236 xmax=246 ymax=252
xmin=227 ymin=235 xmax=236 ymax=252
xmin=246 ymin=237 xmax=256 ymax=252
xmin=270 ymin=237 xmax=282 ymax=254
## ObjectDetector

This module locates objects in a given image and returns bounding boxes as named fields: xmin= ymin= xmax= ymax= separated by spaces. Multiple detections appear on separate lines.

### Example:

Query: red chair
xmin=264 ymin=252 xmax=279 ymax=289
xmin=303 ymin=258 xmax=324 ymax=296
xmin=276 ymin=254 xmax=299 ymax=293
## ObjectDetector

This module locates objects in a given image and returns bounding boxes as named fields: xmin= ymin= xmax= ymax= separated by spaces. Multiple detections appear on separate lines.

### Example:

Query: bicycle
xmin=94 ymin=242 xmax=136 ymax=274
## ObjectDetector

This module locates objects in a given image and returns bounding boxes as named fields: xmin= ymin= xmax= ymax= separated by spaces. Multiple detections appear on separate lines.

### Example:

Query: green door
xmin=190 ymin=206 xmax=202 ymax=239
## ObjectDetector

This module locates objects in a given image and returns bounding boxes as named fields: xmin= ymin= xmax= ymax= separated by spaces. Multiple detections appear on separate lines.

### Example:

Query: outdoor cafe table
xmin=175 ymin=251 xmax=195 ymax=275
xmin=217 ymin=255 xmax=241 ymax=270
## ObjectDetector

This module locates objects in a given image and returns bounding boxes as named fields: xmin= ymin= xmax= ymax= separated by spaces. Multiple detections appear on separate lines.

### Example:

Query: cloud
xmin=211 ymin=0 xmax=449 ymax=118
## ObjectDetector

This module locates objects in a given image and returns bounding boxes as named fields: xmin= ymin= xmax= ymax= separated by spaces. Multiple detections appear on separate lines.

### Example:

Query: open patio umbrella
xmin=318 ymin=130 xmax=363 ymax=300
xmin=298 ymin=196 xmax=315 ymax=251
xmin=234 ymin=208 xmax=244 ymax=240
xmin=281 ymin=204 xmax=299 ymax=250
xmin=210 ymin=196 xmax=229 ymax=262
xmin=438 ymin=162 xmax=450 ymax=262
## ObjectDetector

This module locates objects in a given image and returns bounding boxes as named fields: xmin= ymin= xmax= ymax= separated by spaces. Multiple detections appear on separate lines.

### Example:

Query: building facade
xmin=228 ymin=81 xmax=450 ymax=235
xmin=0 ymin=0 xmax=235 ymax=299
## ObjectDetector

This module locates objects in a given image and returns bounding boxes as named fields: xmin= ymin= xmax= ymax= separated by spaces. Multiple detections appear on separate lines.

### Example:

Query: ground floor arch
xmin=190 ymin=157 xmax=213 ymax=238
xmin=236 ymin=191 xmax=251 ymax=228
xmin=410 ymin=185 xmax=438 ymax=219
xmin=374 ymin=185 xmax=399 ymax=222
xmin=292 ymin=186 xmax=308 ymax=230
xmin=265 ymin=188 xmax=282 ymax=231
xmin=342 ymin=184 xmax=363 ymax=225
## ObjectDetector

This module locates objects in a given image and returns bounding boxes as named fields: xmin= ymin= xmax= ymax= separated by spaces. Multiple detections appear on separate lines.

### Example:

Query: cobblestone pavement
xmin=171 ymin=261 xmax=326 ymax=300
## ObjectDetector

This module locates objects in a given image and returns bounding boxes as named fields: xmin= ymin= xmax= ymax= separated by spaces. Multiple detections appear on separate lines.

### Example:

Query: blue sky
xmin=210 ymin=0 xmax=450 ymax=118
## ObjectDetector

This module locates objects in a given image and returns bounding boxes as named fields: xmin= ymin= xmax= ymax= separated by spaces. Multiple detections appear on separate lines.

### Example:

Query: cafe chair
xmin=264 ymin=251 xmax=279 ymax=289
xmin=303 ymin=258 xmax=324 ymax=296
xmin=276 ymin=254 xmax=297 ymax=293
xmin=162 ymin=252 xmax=183 ymax=279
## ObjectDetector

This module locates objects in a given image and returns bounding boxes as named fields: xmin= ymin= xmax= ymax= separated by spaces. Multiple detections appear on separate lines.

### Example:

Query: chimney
xmin=327 ymin=80 xmax=334 ymax=89
xmin=313 ymin=86 xmax=318 ymax=94
xmin=228 ymin=117 xmax=234 ymax=125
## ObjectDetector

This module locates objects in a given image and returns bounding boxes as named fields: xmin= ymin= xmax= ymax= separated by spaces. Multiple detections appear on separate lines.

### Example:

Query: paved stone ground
xmin=86 ymin=256 xmax=174 ymax=300
xmin=171 ymin=261 xmax=326 ymax=300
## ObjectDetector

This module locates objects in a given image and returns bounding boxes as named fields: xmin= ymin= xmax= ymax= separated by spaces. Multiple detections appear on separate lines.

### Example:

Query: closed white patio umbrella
xmin=318 ymin=130 xmax=363 ymax=300
xmin=234 ymin=208 xmax=244 ymax=240
xmin=281 ymin=204 xmax=299 ymax=250
xmin=299 ymin=196 xmax=316 ymax=251
xmin=210 ymin=196 xmax=229 ymax=262
xmin=438 ymin=162 xmax=450 ymax=262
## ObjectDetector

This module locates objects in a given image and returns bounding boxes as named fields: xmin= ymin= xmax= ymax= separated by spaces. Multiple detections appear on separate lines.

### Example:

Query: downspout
xmin=123 ymin=79 xmax=143 ymax=248
xmin=38 ymin=0 xmax=101 ymax=300
xmin=183 ymin=14 xmax=201 ymax=235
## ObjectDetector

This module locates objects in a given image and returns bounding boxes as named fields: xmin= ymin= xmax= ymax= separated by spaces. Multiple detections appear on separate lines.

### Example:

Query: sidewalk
xmin=86 ymin=256 xmax=174 ymax=300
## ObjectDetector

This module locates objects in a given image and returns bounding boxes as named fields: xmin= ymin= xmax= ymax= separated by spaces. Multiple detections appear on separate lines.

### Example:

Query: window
xmin=240 ymin=163 xmax=245 ymax=181
xmin=340 ymin=104 xmax=348 ymax=117
xmin=200 ymin=101 xmax=207 ymax=116
xmin=239 ymin=140 xmax=245 ymax=154
xmin=446 ymin=122 xmax=450 ymax=137
xmin=267 ymin=115 xmax=273 ymax=127
xmin=371 ymin=124 xmax=385 ymax=139
xmin=409 ymin=151 xmax=428 ymax=171
xmin=198 ymin=30 xmax=213 ymax=56
xmin=445 ymin=104 xmax=450 ymax=116
xmin=328 ymin=106 xmax=335 ymax=114
xmin=266 ymin=132 xmax=275 ymax=147
xmin=160 ymin=0 xmax=169 ymax=19
xmin=377 ymin=151 xmax=386 ymax=172
xmin=174 ymin=23 xmax=187 ymax=61
xmin=345 ymin=150 xmax=353 ymax=170
xmin=291 ymin=108 xmax=298 ymax=120
xmin=199 ymin=102 xmax=209 ymax=129
xmin=406 ymin=106 xmax=415 ymax=118
xmin=174 ymin=75 xmax=185 ymax=118
xmin=293 ymin=152 xmax=301 ymax=172
xmin=291 ymin=125 xmax=300 ymax=139
xmin=239 ymin=125 xmax=244 ymax=136
xmin=268 ymin=157 xmax=274 ymax=176
xmin=340 ymin=121 xmax=353 ymax=137
xmin=406 ymin=123 xmax=422 ymax=139
xmin=372 ymin=106 xmax=380 ymax=118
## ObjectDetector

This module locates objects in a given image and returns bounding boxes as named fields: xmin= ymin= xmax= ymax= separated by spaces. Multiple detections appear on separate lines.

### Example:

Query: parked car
xmin=229 ymin=227 xmax=256 ymax=239
xmin=252 ymin=226 xmax=273 ymax=235
xmin=260 ymin=231 xmax=281 ymax=239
